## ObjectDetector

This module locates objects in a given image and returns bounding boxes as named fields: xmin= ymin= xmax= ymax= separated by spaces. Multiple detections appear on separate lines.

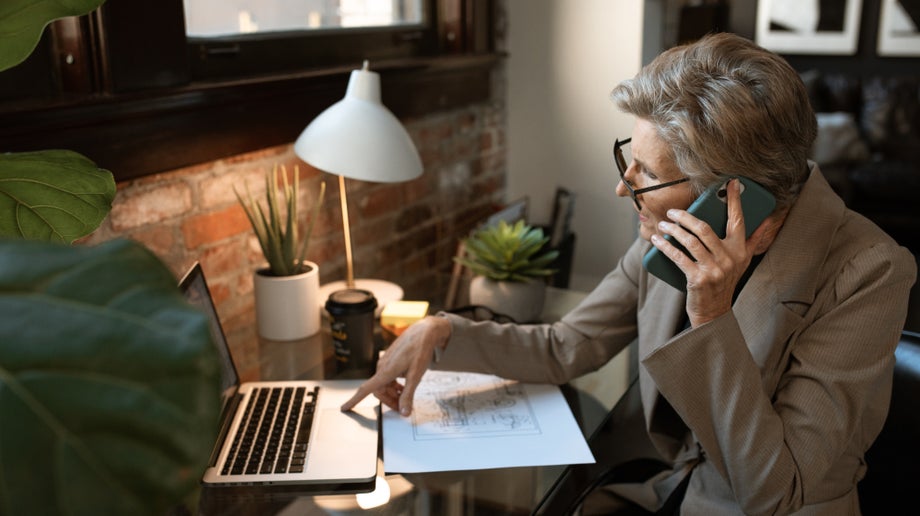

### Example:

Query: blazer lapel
xmin=733 ymin=165 xmax=847 ymax=392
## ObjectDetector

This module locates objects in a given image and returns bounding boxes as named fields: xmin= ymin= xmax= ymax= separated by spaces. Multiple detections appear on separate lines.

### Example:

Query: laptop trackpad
xmin=307 ymin=407 xmax=378 ymax=481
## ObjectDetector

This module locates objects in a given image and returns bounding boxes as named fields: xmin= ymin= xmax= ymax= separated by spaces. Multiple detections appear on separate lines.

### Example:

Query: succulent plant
xmin=455 ymin=219 xmax=559 ymax=282
xmin=236 ymin=164 xmax=325 ymax=276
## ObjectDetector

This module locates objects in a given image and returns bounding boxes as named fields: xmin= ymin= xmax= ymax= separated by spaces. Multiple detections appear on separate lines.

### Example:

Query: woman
xmin=342 ymin=33 xmax=916 ymax=514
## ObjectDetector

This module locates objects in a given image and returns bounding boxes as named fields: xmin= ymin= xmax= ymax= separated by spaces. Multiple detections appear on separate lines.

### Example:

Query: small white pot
xmin=253 ymin=261 xmax=321 ymax=341
xmin=469 ymin=276 xmax=546 ymax=323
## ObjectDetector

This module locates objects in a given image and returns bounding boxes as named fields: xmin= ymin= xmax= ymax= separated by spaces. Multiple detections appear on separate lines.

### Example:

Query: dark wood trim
xmin=2 ymin=54 xmax=503 ymax=182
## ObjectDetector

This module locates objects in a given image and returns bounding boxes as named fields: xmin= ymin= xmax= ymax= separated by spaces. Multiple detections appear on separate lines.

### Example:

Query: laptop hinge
xmin=207 ymin=392 xmax=243 ymax=468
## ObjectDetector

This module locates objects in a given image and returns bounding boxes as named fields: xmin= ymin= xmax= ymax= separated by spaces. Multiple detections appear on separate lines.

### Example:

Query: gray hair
xmin=611 ymin=33 xmax=816 ymax=209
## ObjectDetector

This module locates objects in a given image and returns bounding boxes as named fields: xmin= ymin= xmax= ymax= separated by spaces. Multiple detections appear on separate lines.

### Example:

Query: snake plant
xmin=236 ymin=164 xmax=325 ymax=276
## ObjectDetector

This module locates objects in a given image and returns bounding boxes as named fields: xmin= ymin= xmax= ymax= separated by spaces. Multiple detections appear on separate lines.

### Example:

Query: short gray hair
xmin=611 ymin=33 xmax=816 ymax=209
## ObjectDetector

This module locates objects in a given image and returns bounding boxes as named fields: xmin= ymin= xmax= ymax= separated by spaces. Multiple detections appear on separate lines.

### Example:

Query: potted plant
xmin=1 ymin=2 xmax=221 ymax=514
xmin=454 ymin=219 xmax=559 ymax=323
xmin=236 ymin=164 xmax=326 ymax=340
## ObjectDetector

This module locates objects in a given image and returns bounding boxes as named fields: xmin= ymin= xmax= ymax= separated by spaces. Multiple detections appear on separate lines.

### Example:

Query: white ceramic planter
xmin=469 ymin=276 xmax=546 ymax=323
xmin=253 ymin=261 xmax=321 ymax=341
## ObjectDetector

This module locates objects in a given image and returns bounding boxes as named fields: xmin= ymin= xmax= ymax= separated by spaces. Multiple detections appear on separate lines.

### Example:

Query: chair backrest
xmin=858 ymin=330 xmax=920 ymax=514
xmin=532 ymin=376 xmax=666 ymax=516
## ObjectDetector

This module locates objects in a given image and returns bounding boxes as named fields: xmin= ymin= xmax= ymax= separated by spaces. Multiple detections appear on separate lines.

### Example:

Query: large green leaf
xmin=0 ymin=0 xmax=107 ymax=72
xmin=0 ymin=238 xmax=221 ymax=515
xmin=0 ymin=150 xmax=116 ymax=243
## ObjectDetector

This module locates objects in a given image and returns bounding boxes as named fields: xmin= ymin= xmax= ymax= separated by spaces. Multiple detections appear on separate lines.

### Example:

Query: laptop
xmin=179 ymin=262 xmax=379 ymax=491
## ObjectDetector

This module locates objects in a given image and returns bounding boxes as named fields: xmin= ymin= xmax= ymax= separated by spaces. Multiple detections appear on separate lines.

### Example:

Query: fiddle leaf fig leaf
xmin=0 ymin=150 xmax=116 ymax=243
xmin=0 ymin=0 xmax=108 ymax=72
xmin=0 ymin=238 xmax=221 ymax=515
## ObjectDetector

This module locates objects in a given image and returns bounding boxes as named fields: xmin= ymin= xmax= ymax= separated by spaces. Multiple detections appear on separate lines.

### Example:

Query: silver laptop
xmin=180 ymin=262 xmax=379 ymax=491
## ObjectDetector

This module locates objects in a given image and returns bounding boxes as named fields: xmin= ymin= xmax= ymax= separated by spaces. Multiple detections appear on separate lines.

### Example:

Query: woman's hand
xmin=340 ymin=315 xmax=451 ymax=416
xmin=650 ymin=178 xmax=780 ymax=327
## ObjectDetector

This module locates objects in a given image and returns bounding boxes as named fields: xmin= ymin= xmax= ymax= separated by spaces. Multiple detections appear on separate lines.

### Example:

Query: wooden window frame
xmin=1 ymin=0 xmax=500 ymax=182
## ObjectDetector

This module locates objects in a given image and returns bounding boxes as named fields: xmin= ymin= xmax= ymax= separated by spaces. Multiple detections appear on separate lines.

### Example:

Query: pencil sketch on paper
xmin=410 ymin=371 xmax=542 ymax=441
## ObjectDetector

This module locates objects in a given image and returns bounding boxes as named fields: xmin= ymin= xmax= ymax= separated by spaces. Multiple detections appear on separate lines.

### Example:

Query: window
xmin=184 ymin=0 xmax=425 ymax=36
xmin=183 ymin=0 xmax=438 ymax=81
xmin=1 ymin=0 xmax=498 ymax=181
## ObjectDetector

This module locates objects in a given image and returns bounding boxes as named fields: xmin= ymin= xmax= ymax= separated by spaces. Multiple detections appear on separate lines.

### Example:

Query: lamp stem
xmin=339 ymin=175 xmax=356 ymax=288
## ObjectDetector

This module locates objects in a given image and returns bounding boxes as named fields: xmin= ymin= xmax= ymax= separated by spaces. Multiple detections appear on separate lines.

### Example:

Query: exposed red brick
xmin=110 ymin=182 xmax=192 ymax=231
xmin=395 ymin=204 xmax=434 ymax=233
xmin=127 ymin=225 xmax=175 ymax=260
xmin=403 ymin=175 xmax=434 ymax=205
xmin=208 ymin=281 xmax=232 ymax=307
xmin=200 ymin=241 xmax=248 ymax=280
xmin=181 ymin=204 xmax=251 ymax=249
xmin=359 ymin=184 xmax=405 ymax=219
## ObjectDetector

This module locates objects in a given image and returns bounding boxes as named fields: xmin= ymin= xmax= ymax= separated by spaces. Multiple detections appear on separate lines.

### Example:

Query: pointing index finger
xmin=340 ymin=374 xmax=392 ymax=412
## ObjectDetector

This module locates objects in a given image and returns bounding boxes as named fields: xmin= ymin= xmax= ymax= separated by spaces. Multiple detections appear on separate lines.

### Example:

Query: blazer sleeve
xmin=433 ymin=238 xmax=648 ymax=384
xmin=642 ymin=241 xmax=917 ymax=515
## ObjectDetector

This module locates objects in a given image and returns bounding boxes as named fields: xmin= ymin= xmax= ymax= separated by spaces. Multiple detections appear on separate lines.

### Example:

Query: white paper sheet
xmin=382 ymin=370 xmax=595 ymax=473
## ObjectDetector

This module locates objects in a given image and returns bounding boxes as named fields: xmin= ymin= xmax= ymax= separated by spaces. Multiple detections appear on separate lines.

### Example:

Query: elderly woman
xmin=342 ymin=33 xmax=916 ymax=514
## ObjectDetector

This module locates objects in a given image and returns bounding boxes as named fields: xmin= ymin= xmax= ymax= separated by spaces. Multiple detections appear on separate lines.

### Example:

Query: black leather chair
xmin=858 ymin=330 xmax=920 ymax=515
xmin=533 ymin=375 xmax=664 ymax=516
xmin=535 ymin=331 xmax=920 ymax=516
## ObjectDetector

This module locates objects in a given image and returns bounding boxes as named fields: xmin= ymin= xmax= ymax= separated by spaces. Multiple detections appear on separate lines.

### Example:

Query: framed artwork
xmin=756 ymin=0 xmax=863 ymax=54
xmin=877 ymin=0 xmax=920 ymax=56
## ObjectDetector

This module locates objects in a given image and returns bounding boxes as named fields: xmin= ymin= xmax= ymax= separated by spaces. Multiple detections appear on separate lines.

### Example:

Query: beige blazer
xmin=438 ymin=165 xmax=917 ymax=515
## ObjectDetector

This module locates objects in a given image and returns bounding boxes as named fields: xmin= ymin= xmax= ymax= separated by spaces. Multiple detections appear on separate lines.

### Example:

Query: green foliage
xmin=0 ymin=0 xmax=108 ymax=72
xmin=0 ymin=238 xmax=221 ymax=516
xmin=455 ymin=219 xmax=559 ymax=282
xmin=0 ymin=1 xmax=117 ymax=244
xmin=0 ymin=150 xmax=116 ymax=243
xmin=236 ymin=165 xmax=326 ymax=276
xmin=1 ymin=3 xmax=222 ymax=514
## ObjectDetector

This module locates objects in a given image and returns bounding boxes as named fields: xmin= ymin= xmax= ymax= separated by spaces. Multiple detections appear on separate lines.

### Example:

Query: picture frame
xmin=549 ymin=187 xmax=574 ymax=248
xmin=877 ymin=0 xmax=920 ymax=56
xmin=756 ymin=0 xmax=863 ymax=55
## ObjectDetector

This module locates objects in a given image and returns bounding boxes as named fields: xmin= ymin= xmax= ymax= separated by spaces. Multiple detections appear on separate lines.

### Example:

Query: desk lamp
xmin=294 ymin=60 xmax=423 ymax=311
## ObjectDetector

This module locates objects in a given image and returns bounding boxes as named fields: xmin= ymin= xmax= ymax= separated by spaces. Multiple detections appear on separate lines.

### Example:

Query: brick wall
xmin=84 ymin=99 xmax=507 ymax=381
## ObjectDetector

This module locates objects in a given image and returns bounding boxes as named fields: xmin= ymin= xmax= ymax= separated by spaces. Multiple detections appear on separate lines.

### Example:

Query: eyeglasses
xmin=614 ymin=137 xmax=689 ymax=211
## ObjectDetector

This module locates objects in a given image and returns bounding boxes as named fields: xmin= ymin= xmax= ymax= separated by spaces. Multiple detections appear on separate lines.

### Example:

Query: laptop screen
xmin=179 ymin=263 xmax=239 ymax=396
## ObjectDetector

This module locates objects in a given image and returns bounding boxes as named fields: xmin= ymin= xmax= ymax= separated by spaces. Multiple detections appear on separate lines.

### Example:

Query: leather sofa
xmin=803 ymin=71 xmax=920 ymax=255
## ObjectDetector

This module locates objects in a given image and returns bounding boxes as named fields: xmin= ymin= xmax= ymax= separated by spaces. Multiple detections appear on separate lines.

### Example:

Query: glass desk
xmin=198 ymin=287 xmax=632 ymax=516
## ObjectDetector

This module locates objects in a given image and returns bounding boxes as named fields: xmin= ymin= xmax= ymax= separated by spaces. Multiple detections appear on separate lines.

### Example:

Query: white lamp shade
xmin=294 ymin=65 xmax=423 ymax=183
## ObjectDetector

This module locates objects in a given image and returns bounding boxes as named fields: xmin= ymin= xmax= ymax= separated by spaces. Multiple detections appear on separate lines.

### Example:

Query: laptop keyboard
xmin=221 ymin=386 xmax=319 ymax=476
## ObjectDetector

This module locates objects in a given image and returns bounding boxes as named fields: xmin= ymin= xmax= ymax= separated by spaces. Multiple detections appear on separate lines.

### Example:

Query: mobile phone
xmin=642 ymin=176 xmax=776 ymax=291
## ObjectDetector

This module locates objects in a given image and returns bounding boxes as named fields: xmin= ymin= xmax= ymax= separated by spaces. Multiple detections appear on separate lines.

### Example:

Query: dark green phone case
xmin=642 ymin=176 xmax=776 ymax=292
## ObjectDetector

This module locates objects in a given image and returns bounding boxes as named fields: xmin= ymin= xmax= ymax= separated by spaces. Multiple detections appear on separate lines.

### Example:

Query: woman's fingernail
xmin=667 ymin=209 xmax=679 ymax=218
xmin=400 ymin=407 xmax=410 ymax=416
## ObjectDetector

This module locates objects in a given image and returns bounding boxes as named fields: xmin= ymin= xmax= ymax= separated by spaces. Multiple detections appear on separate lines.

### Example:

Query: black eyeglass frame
xmin=614 ymin=137 xmax=690 ymax=211
xmin=447 ymin=305 xmax=516 ymax=324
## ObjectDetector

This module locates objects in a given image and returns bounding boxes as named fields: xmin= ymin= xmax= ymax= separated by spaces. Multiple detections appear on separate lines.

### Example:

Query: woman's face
xmin=616 ymin=119 xmax=694 ymax=241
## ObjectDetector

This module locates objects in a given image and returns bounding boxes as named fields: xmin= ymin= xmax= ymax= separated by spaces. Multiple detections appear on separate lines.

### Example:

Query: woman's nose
xmin=615 ymin=178 xmax=630 ymax=198
xmin=615 ymin=162 xmax=636 ymax=198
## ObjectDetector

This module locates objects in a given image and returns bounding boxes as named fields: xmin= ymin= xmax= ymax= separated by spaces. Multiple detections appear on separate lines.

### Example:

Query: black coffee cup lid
xmin=326 ymin=288 xmax=378 ymax=313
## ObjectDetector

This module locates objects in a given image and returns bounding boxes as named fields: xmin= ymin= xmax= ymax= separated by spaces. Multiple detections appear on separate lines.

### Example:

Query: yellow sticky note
xmin=381 ymin=300 xmax=430 ymax=328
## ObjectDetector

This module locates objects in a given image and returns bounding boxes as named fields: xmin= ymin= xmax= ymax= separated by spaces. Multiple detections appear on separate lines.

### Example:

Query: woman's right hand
xmin=340 ymin=315 xmax=451 ymax=416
